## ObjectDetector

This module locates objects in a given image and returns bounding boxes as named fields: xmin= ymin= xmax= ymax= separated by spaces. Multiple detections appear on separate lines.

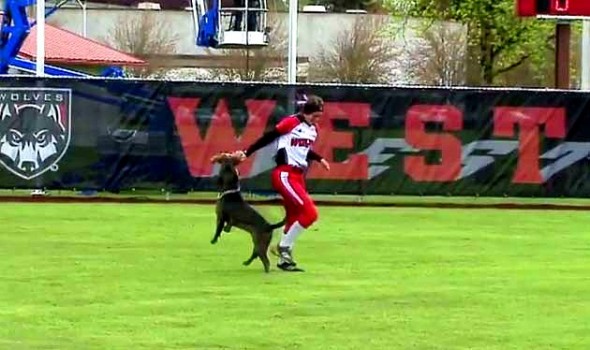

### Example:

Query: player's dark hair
xmin=302 ymin=95 xmax=324 ymax=114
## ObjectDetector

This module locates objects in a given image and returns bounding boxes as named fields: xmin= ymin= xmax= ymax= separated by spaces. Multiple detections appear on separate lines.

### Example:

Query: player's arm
xmin=305 ymin=125 xmax=329 ymax=170
xmin=243 ymin=117 xmax=300 ymax=157
xmin=307 ymin=149 xmax=330 ymax=171
xmin=306 ymin=150 xmax=324 ymax=163
xmin=244 ymin=129 xmax=280 ymax=157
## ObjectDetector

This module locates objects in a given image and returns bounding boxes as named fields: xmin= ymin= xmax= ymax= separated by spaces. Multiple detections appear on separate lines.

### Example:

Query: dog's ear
xmin=210 ymin=152 xmax=228 ymax=164
xmin=211 ymin=151 xmax=244 ymax=165
xmin=230 ymin=156 xmax=241 ymax=166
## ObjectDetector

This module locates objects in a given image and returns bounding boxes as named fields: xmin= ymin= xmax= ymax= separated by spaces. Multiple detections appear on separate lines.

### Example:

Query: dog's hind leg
xmin=243 ymin=248 xmax=258 ymax=266
xmin=255 ymin=232 xmax=272 ymax=273
xmin=211 ymin=214 xmax=225 ymax=244
xmin=243 ymin=234 xmax=258 ymax=266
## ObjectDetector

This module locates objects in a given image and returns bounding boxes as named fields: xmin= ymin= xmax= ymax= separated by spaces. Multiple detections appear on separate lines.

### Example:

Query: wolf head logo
xmin=0 ymin=98 xmax=70 ymax=180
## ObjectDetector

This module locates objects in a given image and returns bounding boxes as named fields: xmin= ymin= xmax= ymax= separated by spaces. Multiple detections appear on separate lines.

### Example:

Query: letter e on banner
xmin=404 ymin=105 xmax=463 ymax=182
xmin=307 ymin=102 xmax=370 ymax=180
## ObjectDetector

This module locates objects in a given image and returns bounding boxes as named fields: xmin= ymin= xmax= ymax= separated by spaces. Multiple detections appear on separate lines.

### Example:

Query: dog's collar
xmin=218 ymin=187 xmax=241 ymax=198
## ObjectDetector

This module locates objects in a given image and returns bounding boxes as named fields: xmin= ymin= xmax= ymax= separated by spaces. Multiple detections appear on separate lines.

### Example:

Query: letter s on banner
xmin=404 ymin=105 xmax=463 ymax=182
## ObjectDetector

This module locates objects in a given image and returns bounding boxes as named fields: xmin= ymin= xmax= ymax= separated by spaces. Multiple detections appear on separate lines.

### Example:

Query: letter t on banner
xmin=493 ymin=107 xmax=566 ymax=184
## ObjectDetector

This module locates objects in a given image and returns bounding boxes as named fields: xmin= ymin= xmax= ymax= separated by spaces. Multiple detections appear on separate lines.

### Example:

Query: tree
xmin=386 ymin=0 xmax=557 ymax=86
xmin=401 ymin=21 xmax=467 ymax=85
xmin=308 ymin=15 xmax=396 ymax=84
xmin=317 ymin=0 xmax=385 ymax=12
xmin=103 ymin=11 xmax=180 ymax=78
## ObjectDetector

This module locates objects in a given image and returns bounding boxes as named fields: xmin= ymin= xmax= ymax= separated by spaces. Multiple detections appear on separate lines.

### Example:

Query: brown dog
xmin=210 ymin=152 xmax=285 ymax=273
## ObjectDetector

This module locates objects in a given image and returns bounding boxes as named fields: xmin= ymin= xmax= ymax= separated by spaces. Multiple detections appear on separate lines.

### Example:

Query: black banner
xmin=1 ymin=76 xmax=590 ymax=197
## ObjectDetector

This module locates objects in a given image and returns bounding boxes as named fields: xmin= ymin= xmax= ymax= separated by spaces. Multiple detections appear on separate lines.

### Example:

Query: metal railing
xmin=218 ymin=5 xmax=267 ymax=33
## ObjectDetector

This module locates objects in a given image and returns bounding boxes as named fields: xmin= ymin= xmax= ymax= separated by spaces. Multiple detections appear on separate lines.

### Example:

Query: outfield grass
xmin=1 ymin=203 xmax=590 ymax=349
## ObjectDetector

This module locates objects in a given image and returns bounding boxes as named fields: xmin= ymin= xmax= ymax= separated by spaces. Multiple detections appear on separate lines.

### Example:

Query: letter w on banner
xmin=168 ymin=97 xmax=276 ymax=177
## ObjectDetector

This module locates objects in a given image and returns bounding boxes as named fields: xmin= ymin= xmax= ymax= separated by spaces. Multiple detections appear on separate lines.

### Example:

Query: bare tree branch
xmin=103 ymin=11 xmax=180 ymax=78
xmin=494 ymin=54 xmax=530 ymax=76
xmin=308 ymin=15 xmax=396 ymax=84
xmin=401 ymin=22 xmax=467 ymax=86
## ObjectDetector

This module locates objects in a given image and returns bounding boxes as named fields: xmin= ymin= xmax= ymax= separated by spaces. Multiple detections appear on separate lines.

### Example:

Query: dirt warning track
xmin=1 ymin=195 xmax=590 ymax=211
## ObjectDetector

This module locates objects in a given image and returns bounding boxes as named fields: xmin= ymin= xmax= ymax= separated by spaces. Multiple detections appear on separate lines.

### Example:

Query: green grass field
xmin=1 ymin=202 xmax=590 ymax=349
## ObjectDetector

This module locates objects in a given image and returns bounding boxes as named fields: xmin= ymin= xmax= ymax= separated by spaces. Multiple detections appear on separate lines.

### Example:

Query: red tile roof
xmin=19 ymin=23 xmax=147 ymax=66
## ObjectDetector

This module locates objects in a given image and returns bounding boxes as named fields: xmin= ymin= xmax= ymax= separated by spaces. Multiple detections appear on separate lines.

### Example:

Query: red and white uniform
xmin=245 ymin=114 xmax=323 ymax=231
xmin=273 ymin=115 xmax=318 ymax=170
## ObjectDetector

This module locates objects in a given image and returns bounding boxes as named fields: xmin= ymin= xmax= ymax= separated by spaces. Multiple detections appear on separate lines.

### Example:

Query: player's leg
xmin=293 ymin=171 xmax=318 ymax=228
xmin=281 ymin=197 xmax=298 ymax=235
xmin=279 ymin=171 xmax=317 ymax=249
xmin=271 ymin=167 xmax=299 ymax=231
xmin=270 ymin=168 xmax=307 ymax=270
xmin=274 ymin=170 xmax=318 ymax=271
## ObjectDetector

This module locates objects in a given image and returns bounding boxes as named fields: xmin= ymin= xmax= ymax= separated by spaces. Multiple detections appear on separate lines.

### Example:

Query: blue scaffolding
xmin=0 ymin=0 xmax=124 ymax=77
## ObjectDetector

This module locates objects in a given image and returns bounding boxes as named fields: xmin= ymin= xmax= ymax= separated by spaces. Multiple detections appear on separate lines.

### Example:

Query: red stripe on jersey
xmin=276 ymin=116 xmax=301 ymax=134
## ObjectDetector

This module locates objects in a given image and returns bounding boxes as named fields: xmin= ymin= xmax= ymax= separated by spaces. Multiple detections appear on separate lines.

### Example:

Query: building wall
xmin=48 ymin=8 xmax=448 ymax=58
xmin=22 ymin=8 xmax=465 ymax=83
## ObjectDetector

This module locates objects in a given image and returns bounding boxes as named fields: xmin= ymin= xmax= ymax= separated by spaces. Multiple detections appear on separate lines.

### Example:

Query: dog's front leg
xmin=211 ymin=215 xmax=225 ymax=244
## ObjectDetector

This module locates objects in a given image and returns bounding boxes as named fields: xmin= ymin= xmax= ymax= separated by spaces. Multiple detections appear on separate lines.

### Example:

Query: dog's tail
xmin=270 ymin=217 xmax=287 ymax=230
